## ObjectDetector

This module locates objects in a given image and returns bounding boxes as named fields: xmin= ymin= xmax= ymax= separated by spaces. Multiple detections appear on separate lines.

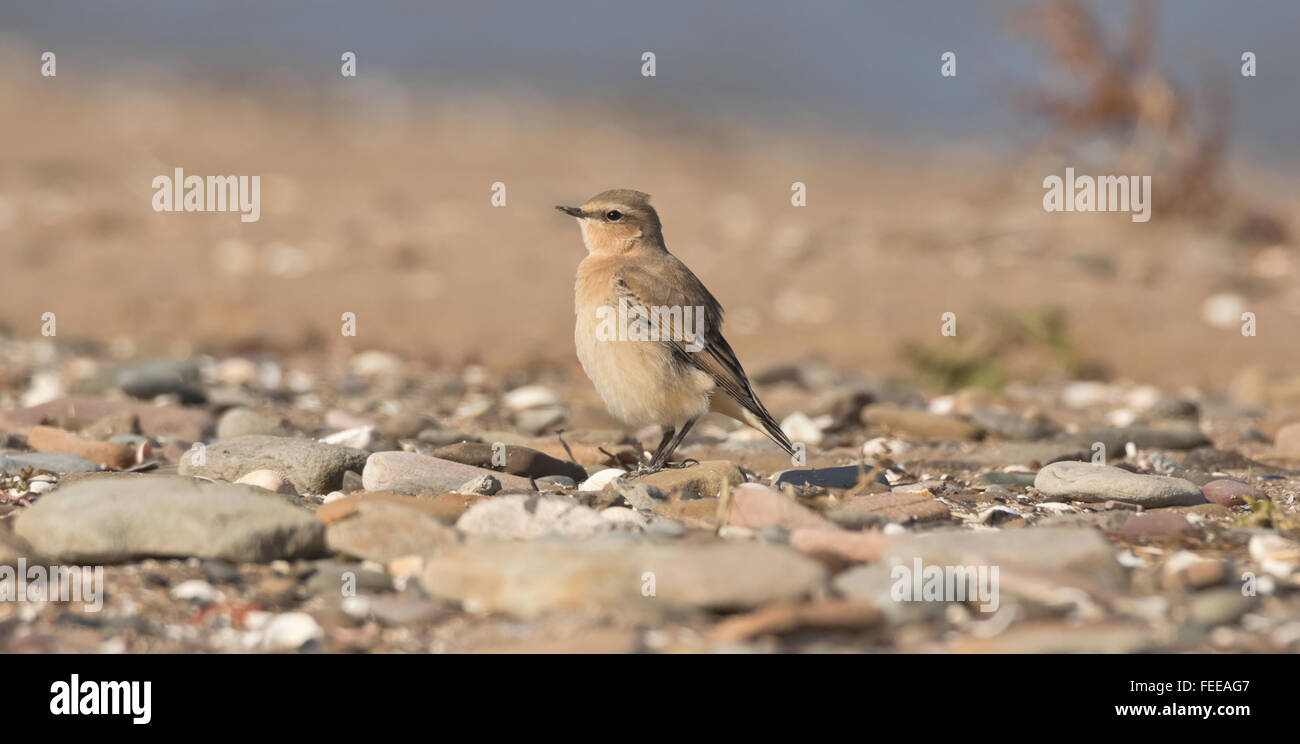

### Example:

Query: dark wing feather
xmin=611 ymin=259 xmax=794 ymax=454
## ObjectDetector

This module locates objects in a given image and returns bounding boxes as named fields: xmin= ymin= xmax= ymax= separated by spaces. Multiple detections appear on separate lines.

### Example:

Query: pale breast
xmin=573 ymin=257 xmax=714 ymax=427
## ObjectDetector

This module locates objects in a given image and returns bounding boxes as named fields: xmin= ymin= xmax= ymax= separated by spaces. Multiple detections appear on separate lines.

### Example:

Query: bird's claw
xmin=628 ymin=458 xmax=698 ymax=478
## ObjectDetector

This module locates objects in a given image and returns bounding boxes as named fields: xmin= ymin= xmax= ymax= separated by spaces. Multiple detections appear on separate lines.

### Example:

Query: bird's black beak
xmin=556 ymin=205 xmax=583 ymax=217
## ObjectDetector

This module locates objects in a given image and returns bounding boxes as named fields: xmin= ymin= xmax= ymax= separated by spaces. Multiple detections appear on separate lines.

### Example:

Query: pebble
xmin=432 ymin=441 xmax=587 ymax=482
xmin=1185 ymin=589 xmax=1253 ymax=628
xmin=1162 ymin=551 xmax=1231 ymax=591
xmin=1199 ymin=479 xmax=1255 ymax=507
xmin=1273 ymin=421 xmax=1300 ymax=458
xmin=326 ymin=500 xmax=460 ymax=564
xmin=305 ymin=562 xmax=392 ymax=595
xmin=318 ymin=491 xmax=488 ymax=526
xmin=81 ymin=411 xmax=141 ymax=441
xmin=726 ymin=483 xmax=838 ymax=531
xmin=1 ymin=529 xmax=40 ymax=566
xmin=789 ymin=527 xmax=892 ymax=563
xmin=645 ymin=518 xmax=687 ymax=538
xmin=823 ymin=507 xmax=887 ymax=530
xmin=0 ymin=452 xmax=102 ymax=475
xmin=832 ymin=564 xmax=949 ymax=621
xmin=779 ymin=411 xmax=823 ymax=446
xmin=216 ymin=407 xmax=286 ymax=440
xmin=1118 ymin=511 xmax=1193 ymax=538
xmin=116 ymin=360 xmax=206 ymax=404
xmin=537 ymin=475 xmax=577 ymax=488
xmin=634 ymin=461 xmax=743 ymax=498
xmin=456 ymin=494 xmax=609 ymax=540
xmin=456 ymin=473 xmax=501 ymax=495
xmin=883 ymin=526 xmax=1124 ymax=587
xmin=235 ymin=469 xmax=299 ymax=496
xmin=1247 ymin=535 xmax=1300 ymax=578
xmin=181 ymin=435 xmax=369 ymax=494
xmin=258 ymin=612 xmax=324 ymax=651
xmin=378 ymin=410 xmax=435 ymax=441
xmin=773 ymin=465 xmax=887 ymax=490
xmin=1034 ymin=461 xmax=1208 ymax=507
xmin=861 ymin=437 xmax=909 ymax=459
xmin=977 ymin=470 xmax=1034 ymax=489
xmin=170 ymin=579 xmax=222 ymax=603
xmin=606 ymin=481 xmax=669 ymax=510
xmin=600 ymin=506 xmax=648 ymax=531
xmin=361 ymin=451 xmax=534 ymax=496
xmin=837 ymin=491 xmax=951 ymax=524
xmin=320 ymin=426 xmax=377 ymax=450
xmin=514 ymin=406 xmax=566 ymax=435
xmin=502 ymin=385 xmax=561 ymax=411
xmin=0 ymin=396 xmax=209 ymax=441
xmin=349 ymin=350 xmax=404 ymax=379
xmin=363 ymin=597 xmax=446 ymax=626
xmin=26 ymin=425 xmax=134 ymax=469
xmin=579 ymin=468 xmax=627 ymax=492
xmin=13 ymin=475 xmax=326 ymax=563
xmin=420 ymin=541 xmax=826 ymax=618
xmin=968 ymin=404 xmax=1058 ymax=440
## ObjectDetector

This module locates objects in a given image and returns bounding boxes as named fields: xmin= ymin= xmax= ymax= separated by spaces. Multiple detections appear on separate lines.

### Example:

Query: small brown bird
xmin=558 ymin=189 xmax=794 ymax=472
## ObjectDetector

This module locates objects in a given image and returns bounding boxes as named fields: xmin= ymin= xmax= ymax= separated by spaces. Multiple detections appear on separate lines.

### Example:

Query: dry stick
xmin=556 ymin=430 xmax=580 ymax=466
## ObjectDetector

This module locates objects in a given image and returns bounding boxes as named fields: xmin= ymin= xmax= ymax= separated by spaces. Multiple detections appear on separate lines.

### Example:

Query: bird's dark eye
xmin=605 ymin=210 xmax=623 ymax=222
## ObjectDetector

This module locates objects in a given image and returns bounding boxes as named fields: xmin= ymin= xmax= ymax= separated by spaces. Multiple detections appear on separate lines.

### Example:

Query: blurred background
xmin=1 ymin=0 xmax=1297 ymax=402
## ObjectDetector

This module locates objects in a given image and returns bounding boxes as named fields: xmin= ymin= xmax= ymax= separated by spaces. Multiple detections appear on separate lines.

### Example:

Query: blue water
xmin=4 ymin=0 xmax=1296 ymax=165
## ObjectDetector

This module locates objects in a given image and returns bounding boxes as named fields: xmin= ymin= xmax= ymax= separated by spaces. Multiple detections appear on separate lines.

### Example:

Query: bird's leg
xmin=646 ymin=426 xmax=676 ymax=466
xmin=630 ymin=426 xmax=676 ymax=475
xmin=648 ymin=417 xmax=698 ymax=470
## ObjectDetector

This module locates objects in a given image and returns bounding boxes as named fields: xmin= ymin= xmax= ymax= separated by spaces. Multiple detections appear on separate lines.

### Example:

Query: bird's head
xmin=556 ymin=189 xmax=662 ymax=254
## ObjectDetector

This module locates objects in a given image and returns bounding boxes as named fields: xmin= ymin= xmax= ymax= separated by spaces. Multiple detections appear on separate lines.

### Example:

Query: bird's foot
xmin=628 ymin=457 xmax=699 ymax=478
xmin=627 ymin=463 xmax=661 ymax=477
xmin=660 ymin=458 xmax=699 ymax=470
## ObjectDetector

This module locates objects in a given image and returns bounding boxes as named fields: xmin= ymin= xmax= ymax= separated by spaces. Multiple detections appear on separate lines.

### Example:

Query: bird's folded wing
xmin=610 ymin=263 xmax=767 ymax=420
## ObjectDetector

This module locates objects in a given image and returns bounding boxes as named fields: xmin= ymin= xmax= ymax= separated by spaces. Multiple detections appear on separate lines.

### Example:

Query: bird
xmin=557 ymin=188 xmax=795 ymax=473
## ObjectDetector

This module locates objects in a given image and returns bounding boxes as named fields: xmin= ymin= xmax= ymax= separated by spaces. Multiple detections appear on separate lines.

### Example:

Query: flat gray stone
xmin=834 ymin=527 xmax=1126 ymax=614
xmin=421 ymin=540 xmax=826 ymax=618
xmin=0 ymin=453 xmax=102 ymax=474
xmin=773 ymin=465 xmax=888 ymax=490
xmin=361 ymin=451 xmax=534 ymax=496
xmin=13 ymin=475 xmax=325 ymax=563
xmin=881 ymin=527 xmax=1122 ymax=580
xmin=431 ymin=442 xmax=588 ymax=482
xmin=215 ymin=407 xmax=286 ymax=440
xmin=179 ymin=435 xmax=368 ymax=494
xmin=1035 ymin=461 xmax=1208 ymax=507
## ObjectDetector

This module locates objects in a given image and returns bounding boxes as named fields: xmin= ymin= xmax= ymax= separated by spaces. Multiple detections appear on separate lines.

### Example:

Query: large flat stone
xmin=13 ymin=475 xmax=325 ymax=563
xmin=421 ymin=540 xmax=827 ymax=618
xmin=179 ymin=435 xmax=369 ymax=494
xmin=1035 ymin=462 xmax=1208 ymax=507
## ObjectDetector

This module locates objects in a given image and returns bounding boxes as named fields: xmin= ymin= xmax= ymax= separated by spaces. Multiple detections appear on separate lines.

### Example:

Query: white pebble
xmin=320 ymin=425 xmax=376 ymax=449
xmin=579 ymin=468 xmax=627 ymax=492
xmin=779 ymin=411 xmax=823 ymax=446
xmin=502 ymin=385 xmax=561 ymax=410
xmin=258 ymin=612 xmax=323 ymax=650
xmin=170 ymin=580 xmax=222 ymax=603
